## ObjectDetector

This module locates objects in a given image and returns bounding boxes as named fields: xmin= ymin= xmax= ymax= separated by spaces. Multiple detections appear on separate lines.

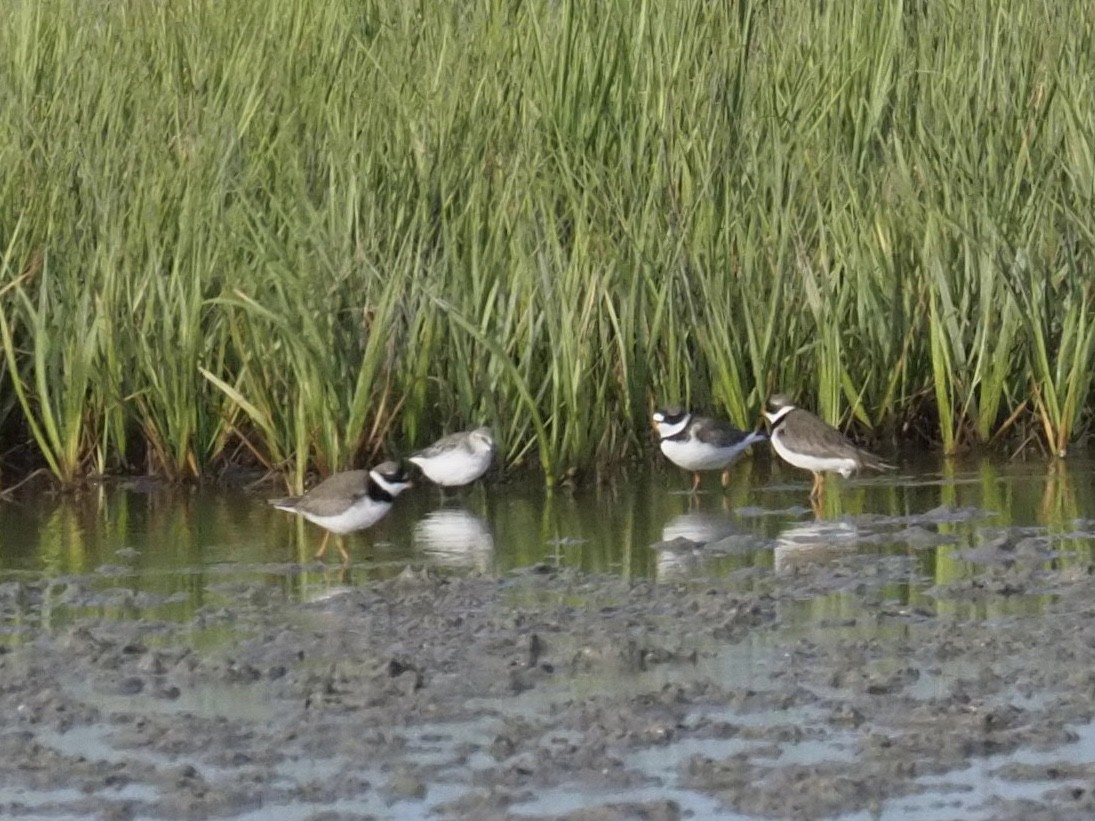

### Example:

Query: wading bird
xmin=269 ymin=460 xmax=413 ymax=563
xmin=762 ymin=395 xmax=892 ymax=500
xmin=653 ymin=407 xmax=767 ymax=493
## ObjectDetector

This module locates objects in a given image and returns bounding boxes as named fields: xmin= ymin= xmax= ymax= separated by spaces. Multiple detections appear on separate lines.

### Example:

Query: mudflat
xmin=2 ymin=528 xmax=1095 ymax=820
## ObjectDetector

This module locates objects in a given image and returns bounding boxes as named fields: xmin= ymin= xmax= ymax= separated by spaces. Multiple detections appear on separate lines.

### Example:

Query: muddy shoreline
xmin=3 ymin=526 xmax=1095 ymax=821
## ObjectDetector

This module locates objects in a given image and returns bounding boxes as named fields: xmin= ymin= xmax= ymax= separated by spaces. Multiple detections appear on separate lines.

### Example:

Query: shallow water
xmin=5 ymin=454 xmax=1095 ymax=820
xmin=2 ymin=453 xmax=1094 ymax=624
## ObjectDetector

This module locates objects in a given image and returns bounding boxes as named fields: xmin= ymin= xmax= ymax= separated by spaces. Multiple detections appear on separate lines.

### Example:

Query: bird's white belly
xmin=771 ymin=436 xmax=858 ymax=477
xmin=302 ymin=498 xmax=391 ymax=534
xmin=660 ymin=438 xmax=743 ymax=471
xmin=411 ymin=450 xmax=491 ymax=486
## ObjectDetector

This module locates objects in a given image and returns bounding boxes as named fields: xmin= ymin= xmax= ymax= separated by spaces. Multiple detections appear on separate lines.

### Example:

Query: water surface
xmin=2 ymin=453 xmax=1094 ymax=626
xmin=4 ymin=453 xmax=1095 ymax=820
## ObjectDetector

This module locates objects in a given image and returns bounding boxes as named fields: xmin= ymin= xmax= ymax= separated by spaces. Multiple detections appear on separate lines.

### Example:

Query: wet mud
xmin=4 ymin=516 xmax=1095 ymax=819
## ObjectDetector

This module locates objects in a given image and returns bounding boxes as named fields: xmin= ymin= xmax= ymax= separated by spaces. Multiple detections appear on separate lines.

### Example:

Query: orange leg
xmin=809 ymin=472 xmax=825 ymax=500
xmin=314 ymin=531 xmax=331 ymax=560
xmin=335 ymin=537 xmax=351 ymax=565
xmin=691 ymin=472 xmax=702 ymax=493
xmin=721 ymin=468 xmax=731 ymax=488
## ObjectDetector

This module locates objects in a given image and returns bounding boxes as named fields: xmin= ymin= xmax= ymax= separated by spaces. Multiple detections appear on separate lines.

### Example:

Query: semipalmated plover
xmin=409 ymin=427 xmax=495 ymax=488
xmin=268 ymin=460 xmax=412 ymax=563
xmin=762 ymin=394 xmax=893 ymax=499
xmin=653 ymin=407 xmax=767 ymax=492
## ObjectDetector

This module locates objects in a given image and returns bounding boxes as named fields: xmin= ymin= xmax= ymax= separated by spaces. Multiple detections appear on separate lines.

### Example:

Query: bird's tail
xmin=743 ymin=429 xmax=768 ymax=447
xmin=268 ymin=497 xmax=301 ymax=511
xmin=858 ymin=450 xmax=894 ymax=472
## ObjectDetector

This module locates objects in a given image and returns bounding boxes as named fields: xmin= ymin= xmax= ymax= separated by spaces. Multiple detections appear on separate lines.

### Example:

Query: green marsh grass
xmin=2 ymin=0 xmax=1094 ymax=485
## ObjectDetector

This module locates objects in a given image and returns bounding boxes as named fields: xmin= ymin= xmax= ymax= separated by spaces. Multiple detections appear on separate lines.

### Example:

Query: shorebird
xmin=408 ymin=427 xmax=495 ymax=489
xmin=762 ymin=394 xmax=893 ymax=500
xmin=268 ymin=460 xmax=412 ymax=563
xmin=653 ymin=407 xmax=767 ymax=492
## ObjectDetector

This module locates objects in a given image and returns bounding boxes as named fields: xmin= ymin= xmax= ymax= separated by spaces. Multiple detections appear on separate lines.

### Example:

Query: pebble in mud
xmin=113 ymin=676 xmax=145 ymax=695
xmin=524 ymin=800 xmax=683 ymax=820
xmin=5 ymin=538 xmax=1095 ymax=818
xmin=384 ymin=769 xmax=427 ymax=801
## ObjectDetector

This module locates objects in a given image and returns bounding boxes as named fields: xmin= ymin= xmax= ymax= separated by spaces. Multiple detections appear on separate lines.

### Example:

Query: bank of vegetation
xmin=1 ymin=0 xmax=1092 ymax=489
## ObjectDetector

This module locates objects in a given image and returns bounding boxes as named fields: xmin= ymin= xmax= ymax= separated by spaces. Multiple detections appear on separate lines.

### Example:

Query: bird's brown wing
xmin=781 ymin=411 xmax=891 ymax=469
xmin=295 ymin=470 xmax=371 ymax=516
xmin=779 ymin=411 xmax=861 ymax=457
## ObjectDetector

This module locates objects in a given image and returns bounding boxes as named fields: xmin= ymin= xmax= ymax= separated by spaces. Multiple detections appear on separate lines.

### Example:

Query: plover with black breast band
xmin=763 ymin=394 xmax=893 ymax=500
xmin=653 ymin=407 xmax=768 ymax=493
xmin=268 ymin=460 xmax=413 ymax=563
